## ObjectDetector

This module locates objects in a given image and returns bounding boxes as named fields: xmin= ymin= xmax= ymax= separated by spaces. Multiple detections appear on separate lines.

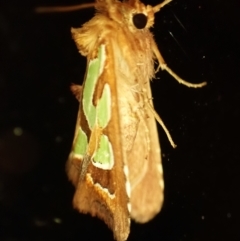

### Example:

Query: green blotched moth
xmin=37 ymin=1 xmax=206 ymax=240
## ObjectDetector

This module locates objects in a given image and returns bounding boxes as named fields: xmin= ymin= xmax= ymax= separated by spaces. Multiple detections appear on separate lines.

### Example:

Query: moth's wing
xmin=117 ymin=82 xmax=164 ymax=223
xmin=66 ymin=85 xmax=82 ymax=187
xmin=66 ymin=41 xmax=130 ymax=241
xmin=109 ymin=27 xmax=164 ymax=222
xmin=128 ymin=86 xmax=164 ymax=223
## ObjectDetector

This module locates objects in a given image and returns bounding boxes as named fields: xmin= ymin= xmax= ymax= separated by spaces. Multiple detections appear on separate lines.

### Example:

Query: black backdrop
xmin=0 ymin=0 xmax=239 ymax=240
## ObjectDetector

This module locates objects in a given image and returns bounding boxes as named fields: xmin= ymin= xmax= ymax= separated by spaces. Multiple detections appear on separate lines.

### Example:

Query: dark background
xmin=0 ymin=0 xmax=239 ymax=240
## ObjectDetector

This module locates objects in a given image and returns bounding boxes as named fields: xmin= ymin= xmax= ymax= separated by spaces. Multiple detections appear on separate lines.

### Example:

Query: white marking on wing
xmin=127 ymin=202 xmax=131 ymax=213
xmin=86 ymin=173 xmax=115 ymax=199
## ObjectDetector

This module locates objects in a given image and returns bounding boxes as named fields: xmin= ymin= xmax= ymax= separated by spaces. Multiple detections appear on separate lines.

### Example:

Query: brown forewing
xmin=68 ymin=34 xmax=130 ymax=241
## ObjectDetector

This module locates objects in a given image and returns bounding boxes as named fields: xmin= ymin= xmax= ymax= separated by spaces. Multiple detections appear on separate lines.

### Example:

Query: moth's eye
xmin=132 ymin=13 xmax=147 ymax=29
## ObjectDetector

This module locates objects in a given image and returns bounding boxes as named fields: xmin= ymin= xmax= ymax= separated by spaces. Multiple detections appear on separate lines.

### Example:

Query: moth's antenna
xmin=35 ymin=3 xmax=95 ymax=13
xmin=153 ymin=0 xmax=172 ymax=13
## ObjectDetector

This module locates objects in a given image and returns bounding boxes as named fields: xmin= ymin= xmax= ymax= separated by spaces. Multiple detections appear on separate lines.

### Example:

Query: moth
xmin=37 ymin=0 xmax=206 ymax=240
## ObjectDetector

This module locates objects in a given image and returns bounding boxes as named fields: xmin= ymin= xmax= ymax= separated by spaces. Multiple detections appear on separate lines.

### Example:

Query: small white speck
xmin=53 ymin=217 xmax=62 ymax=224
xmin=201 ymin=216 xmax=205 ymax=220
xmin=13 ymin=127 xmax=23 ymax=136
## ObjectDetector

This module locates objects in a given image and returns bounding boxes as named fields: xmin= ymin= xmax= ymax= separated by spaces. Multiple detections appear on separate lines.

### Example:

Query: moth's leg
xmin=147 ymin=102 xmax=176 ymax=148
xmin=140 ymin=85 xmax=176 ymax=147
xmin=151 ymin=40 xmax=207 ymax=88
xmin=70 ymin=84 xmax=82 ymax=102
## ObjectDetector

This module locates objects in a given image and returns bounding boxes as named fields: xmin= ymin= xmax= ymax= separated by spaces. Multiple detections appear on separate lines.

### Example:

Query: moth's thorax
xmin=72 ymin=1 xmax=157 ymax=78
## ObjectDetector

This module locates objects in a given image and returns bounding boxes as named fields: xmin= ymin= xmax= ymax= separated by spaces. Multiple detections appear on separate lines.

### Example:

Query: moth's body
xmin=64 ymin=0 xmax=206 ymax=241
xmin=66 ymin=1 xmax=164 ymax=240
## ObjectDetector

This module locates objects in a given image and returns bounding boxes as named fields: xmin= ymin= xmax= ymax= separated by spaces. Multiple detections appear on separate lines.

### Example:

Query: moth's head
xmin=96 ymin=0 xmax=171 ymax=31
xmin=122 ymin=1 xmax=155 ymax=30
